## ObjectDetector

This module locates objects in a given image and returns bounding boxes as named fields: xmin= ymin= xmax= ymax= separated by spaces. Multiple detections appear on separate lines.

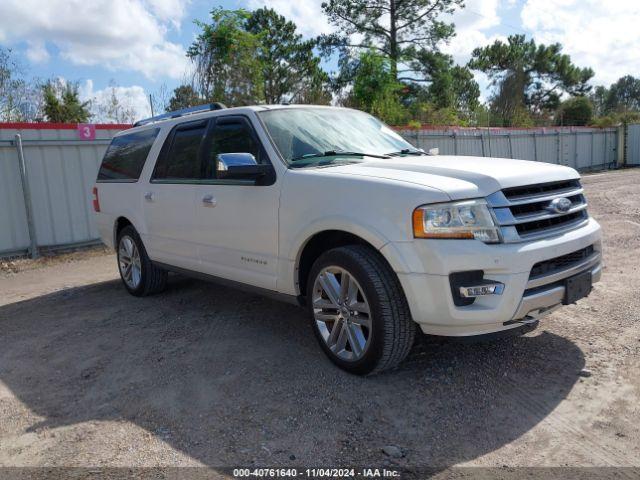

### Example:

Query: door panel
xmin=141 ymin=120 xmax=207 ymax=270
xmin=142 ymin=184 xmax=199 ymax=270
xmin=194 ymin=115 xmax=279 ymax=290
xmin=194 ymin=183 xmax=279 ymax=290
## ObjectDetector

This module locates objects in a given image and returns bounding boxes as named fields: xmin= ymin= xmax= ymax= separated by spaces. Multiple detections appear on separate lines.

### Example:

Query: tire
xmin=116 ymin=225 xmax=167 ymax=297
xmin=307 ymin=245 xmax=416 ymax=375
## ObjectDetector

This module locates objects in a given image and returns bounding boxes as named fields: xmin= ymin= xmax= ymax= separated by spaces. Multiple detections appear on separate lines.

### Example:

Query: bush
xmin=590 ymin=111 xmax=640 ymax=128
xmin=407 ymin=102 xmax=466 ymax=126
xmin=555 ymin=96 xmax=593 ymax=126
xmin=590 ymin=115 xmax=620 ymax=128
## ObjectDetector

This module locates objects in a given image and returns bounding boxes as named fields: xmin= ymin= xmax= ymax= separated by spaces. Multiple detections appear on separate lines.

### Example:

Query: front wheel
xmin=307 ymin=245 xmax=416 ymax=375
xmin=117 ymin=225 xmax=167 ymax=296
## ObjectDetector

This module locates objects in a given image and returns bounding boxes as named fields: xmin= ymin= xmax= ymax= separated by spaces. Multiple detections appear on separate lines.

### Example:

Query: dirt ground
xmin=0 ymin=169 xmax=639 ymax=476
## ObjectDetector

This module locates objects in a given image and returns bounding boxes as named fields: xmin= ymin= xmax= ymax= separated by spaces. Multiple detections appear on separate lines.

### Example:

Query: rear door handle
xmin=202 ymin=194 xmax=217 ymax=207
xmin=144 ymin=192 xmax=154 ymax=202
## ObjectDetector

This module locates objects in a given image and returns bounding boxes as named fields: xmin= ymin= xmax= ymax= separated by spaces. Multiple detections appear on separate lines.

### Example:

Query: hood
xmin=322 ymin=155 xmax=580 ymax=200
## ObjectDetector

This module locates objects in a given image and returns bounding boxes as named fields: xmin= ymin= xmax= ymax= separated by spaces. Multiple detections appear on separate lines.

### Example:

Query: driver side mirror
xmin=217 ymin=152 xmax=258 ymax=170
xmin=216 ymin=152 xmax=275 ymax=185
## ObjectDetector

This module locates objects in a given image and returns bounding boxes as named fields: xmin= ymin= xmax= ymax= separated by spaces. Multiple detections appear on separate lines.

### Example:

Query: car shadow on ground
xmin=0 ymin=275 xmax=585 ymax=470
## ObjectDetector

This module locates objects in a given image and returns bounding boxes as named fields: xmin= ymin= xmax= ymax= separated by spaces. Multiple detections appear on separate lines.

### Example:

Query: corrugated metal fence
xmin=0 ymin=124 xmax=125 ymax=257
xmin=397 ymin=126 xmax=622 ymax=171
xmin=627 ymin=124 xmax=640 ymax=166
xmin=1 ymin=122 xmax=639 ymax=258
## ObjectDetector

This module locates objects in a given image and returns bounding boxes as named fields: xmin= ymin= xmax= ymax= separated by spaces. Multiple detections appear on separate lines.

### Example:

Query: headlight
xmin=412 ymin=199 xmax=500 ymax=243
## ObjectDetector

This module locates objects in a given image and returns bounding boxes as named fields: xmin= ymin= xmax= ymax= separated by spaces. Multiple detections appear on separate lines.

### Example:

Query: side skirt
xmin=153 ymin=261 xmax=305 ymax=307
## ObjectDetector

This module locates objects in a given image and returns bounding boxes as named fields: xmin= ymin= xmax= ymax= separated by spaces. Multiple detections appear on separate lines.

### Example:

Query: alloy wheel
xmin=312 ymin=266 xmax=372 ymax=361
xmin=118 ymin=236 xmax=142 ymax=289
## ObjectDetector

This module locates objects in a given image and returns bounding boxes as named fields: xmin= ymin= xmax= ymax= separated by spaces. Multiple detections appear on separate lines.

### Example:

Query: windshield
xmin=257 ymin=107 xmax=415 ymax=166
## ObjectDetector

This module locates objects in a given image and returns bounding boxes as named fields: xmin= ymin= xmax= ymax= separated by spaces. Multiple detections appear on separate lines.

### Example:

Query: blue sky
xmin=1 ymin=0 xmax=638 ymax=120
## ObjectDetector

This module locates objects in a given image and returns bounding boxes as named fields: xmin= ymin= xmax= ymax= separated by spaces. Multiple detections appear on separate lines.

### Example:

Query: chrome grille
xmin=487 ymin=179 xmax=589 ymax=243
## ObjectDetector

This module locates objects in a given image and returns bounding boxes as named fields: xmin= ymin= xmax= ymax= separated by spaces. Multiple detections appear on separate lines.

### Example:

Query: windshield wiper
xmin=387 ymin=148 xmax=427 ymax=156
xmin=290 ymin=150 xmax=390 ymax=162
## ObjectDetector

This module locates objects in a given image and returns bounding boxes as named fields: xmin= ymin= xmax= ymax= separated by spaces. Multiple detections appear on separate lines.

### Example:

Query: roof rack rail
xmin=133 ymin=102 xmax=227 ymax=127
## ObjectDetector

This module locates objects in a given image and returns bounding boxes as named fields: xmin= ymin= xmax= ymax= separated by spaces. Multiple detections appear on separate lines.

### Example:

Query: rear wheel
xmin=117 ymin=225 xmax=167 ymax=296
xmin=307 ymin=245 xmax=416 ymax=375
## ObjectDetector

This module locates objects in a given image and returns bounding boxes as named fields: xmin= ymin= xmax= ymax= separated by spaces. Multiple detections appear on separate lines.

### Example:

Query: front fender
xmin=286 ymin=215 xmax=390 ymax=263
xmin=278 ymin=217 xmax=413 ymax=297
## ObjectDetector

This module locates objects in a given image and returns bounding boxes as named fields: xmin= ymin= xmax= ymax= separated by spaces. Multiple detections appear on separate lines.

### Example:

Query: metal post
xmin=617 ymin=124 xmax=626 ymax=168
xmin=604 ymin=130 xmax=608 ymax=169
xmin=533 ymin=132 xmax=538 ymax=162
xmin=14 ymin=134 xmax=38 ymax=258
xmin=574 ymin=129 xmax=578 ymax=170
xmin=508 ymin=133 xmax=514 ymax=158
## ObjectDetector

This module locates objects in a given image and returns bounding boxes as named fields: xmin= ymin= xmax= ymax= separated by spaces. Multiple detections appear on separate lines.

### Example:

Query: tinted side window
xmin=205 ymin=119 xmax=264 ymax=178
xmin=97 ymin=128 xmax=159 ymax=182
xmin=153 ymin=124 xmax=206 ymax=180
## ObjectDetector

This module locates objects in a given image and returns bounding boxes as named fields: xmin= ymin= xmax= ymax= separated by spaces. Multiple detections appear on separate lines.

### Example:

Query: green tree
xmin=42 ymin=80 xmax=91 ymax=123
xmin=246 ymin=8 xmax=330 ymax=104
xmin=602 ymin=75 xmax=640 ymax=114
xmin=411 ymin=51 xmax=479 ymax=115
xmin=351 ymin=50 xmax=406 ymax=124
xmin=168 ymin=84 xmax=202 ymax=111
xmin=555 ymin=96 xmax=593 ymax=126
xmin=321 ymin=0 xmax=463 ymax=80
xmin=188 ymin=8 xmax=329 ymax=106
xmin=590 ymin=76 xmax=640 ymax=125
xmin=188 ymin=8 xmax=264 ymax=106
xmin=591 ymin=85 xmax=609 ymax=117
xmin=469 ymin=35 xmax=594 ymax=125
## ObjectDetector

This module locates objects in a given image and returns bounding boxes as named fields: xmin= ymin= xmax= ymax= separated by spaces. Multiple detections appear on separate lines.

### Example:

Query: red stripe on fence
xmin=0 ymin=122 xmax=132 ymax=130
xmin=392 ymin=125 xmax=612 ymax=132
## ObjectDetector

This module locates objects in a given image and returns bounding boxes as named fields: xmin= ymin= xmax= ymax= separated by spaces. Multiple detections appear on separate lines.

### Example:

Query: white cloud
xmin=143 ymin=0 xmax=189 ymax=27
xmin=26 ymin=41 xmax=50 ymax=63
xmin=245 ymin=0 xmax=334 ymax=37
xmin=452 ymin=0 xmax=501 ymax=31
xmin=441 ymin=0 xmax=502 ymax=64
xmin=80 ymin=79 xmax=151 ymax=123
xmin=0 ymin=0 xmax=188 ymax=80
xmin=521 ymin=0 xmax=640 ymax=86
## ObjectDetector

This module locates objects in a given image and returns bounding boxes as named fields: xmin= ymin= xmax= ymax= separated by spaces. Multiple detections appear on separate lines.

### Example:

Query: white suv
xmin=93 ymin=104 xmax=602 ymax=374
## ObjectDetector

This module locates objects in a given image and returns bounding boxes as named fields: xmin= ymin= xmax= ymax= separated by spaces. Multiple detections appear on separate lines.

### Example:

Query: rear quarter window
xmin=97 ymin=128 xmax=160 ymax=182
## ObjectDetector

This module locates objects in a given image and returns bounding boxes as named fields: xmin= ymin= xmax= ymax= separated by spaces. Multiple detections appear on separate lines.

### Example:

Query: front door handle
xmin=202 ymin=194 xmax=217 ymax=207
xmin=144 ymin=192 xmax=154 ymax=202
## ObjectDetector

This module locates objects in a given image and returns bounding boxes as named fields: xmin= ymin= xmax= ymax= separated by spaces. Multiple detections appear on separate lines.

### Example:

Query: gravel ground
xmin=0 ymin=169 xmax=639 ymax=476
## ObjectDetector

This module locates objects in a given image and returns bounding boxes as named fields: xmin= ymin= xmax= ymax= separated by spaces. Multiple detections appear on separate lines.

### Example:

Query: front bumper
xmin=511 ymin=252 xmax=601 ymax=321
xmin=382 ymin=217 xmax=602 ymax=336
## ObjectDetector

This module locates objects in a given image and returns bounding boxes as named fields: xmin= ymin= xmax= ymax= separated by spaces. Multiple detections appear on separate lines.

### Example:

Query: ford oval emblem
xmin=547 ymin=197 xmax=572 ymax=214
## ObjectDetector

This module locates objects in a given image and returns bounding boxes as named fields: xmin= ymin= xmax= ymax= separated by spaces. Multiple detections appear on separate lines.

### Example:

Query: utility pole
xmin=149 ymin=94 xmax=155 ymax=117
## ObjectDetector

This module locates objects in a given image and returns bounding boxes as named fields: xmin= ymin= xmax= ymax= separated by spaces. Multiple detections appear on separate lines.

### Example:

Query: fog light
xmin=459 ymin=282 xmax=505 ymax=298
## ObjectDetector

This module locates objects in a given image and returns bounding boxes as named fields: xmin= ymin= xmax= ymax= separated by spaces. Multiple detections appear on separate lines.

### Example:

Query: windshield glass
xmin=257 ymin=107 xmax=415 ymax=166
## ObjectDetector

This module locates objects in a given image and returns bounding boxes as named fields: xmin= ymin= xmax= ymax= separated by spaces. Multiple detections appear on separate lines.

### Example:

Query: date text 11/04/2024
xmin=232 ymin=468 xmax=401 ymax=478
